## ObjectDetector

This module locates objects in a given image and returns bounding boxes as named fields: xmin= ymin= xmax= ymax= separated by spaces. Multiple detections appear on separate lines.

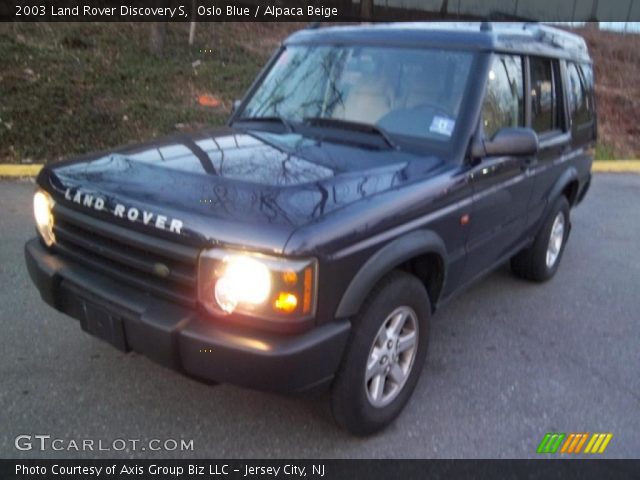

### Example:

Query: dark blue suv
xmin=26 ymin=22 xmax=595 ymax=434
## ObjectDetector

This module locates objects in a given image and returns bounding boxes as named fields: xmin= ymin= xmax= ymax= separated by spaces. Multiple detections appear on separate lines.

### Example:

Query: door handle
xmin=520 ymin=157 xmax=534 ymax=171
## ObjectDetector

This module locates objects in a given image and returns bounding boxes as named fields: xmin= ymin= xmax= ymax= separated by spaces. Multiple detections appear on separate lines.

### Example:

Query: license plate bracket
xmin=79 ymin=300 xmax=128 ymax=352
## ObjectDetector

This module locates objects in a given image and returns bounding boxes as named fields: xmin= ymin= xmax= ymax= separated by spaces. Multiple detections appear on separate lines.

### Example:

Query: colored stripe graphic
xmin=541 ymin=433 xmax=613 ymax=454
xmin=560 ymin=433 xmax=589 ymax=453
xmin=584 ymin=433 xmax=613 ymax=454
xmin=574 ymin=433 xmax=589 ymax=453
xmin=537 ymin=433 xmax=565 ymax=453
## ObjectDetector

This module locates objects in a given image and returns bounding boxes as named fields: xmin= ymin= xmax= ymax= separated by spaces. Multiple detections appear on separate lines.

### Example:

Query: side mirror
xmin=472 ymin=127 xmax=539 ymax=159
xmin=231 ymin=99 xmax=242 ymax=115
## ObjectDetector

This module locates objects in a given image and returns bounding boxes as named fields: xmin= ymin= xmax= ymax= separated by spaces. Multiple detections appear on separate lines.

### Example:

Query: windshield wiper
xmin=234 ymin=116 xmax=295 ymax=133
xmin=303 ymin=117 xmax=398 ymax=150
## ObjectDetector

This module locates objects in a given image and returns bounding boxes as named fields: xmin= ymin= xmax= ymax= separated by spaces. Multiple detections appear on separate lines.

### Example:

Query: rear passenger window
xmin=579 ymin=63 xmax=595 ymax=124
xmin=580 ymin=63 xmax=594 ymax=95
xmin=529 ymin=57 xmax=562 ymax=134
xmin=482 ymin=55 xmax=524 ymax=139
xmin=567 ymin=62 xmax=592 ymax=127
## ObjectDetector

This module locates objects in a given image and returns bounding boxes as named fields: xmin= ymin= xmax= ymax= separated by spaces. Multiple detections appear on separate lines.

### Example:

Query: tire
xmin=330 ymin=271 xmax=430 ymax=435
xmin=511 ymin=196 xmax=571 ymax=282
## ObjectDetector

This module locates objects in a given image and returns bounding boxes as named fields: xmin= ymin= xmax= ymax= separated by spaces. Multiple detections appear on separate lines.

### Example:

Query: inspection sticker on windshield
xmin=429 ymin=116 xmax=455 ymax=137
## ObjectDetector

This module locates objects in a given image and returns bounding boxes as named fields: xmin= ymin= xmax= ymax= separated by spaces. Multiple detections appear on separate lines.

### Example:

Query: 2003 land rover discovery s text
xmin=25 ymin=22 xmax=596 ymax=434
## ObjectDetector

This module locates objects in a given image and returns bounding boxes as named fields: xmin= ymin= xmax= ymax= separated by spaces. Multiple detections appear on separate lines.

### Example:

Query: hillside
xmin=0 ymin=22 xmax=301 ymax=163
xmin=577 ymin=27 xmax=640 ymax=159
xmin=0 ymin=22 xmax=637 ymax=163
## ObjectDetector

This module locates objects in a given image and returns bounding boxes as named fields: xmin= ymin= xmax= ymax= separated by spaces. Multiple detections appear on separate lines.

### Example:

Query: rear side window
xmin=529 ymin=57 xmax=562 ymax=134
xmin=482 ymin=54 xmax=524 ymax=139
xmin=567 ymin=62 xmax=594 ymax=127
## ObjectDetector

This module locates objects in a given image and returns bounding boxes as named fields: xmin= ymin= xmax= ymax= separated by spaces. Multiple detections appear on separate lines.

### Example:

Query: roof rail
xmin=524 ymin=23 xmax=588 ymax=53
xmin=480 ymin=21 xmax=492 ymax=32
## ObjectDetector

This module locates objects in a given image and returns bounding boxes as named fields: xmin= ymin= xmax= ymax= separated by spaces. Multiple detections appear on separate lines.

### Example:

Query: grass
xmin=0 ymin=22 xmax=287 ymax=163
xmin=595 ymin=144 xmax=616 ymax=161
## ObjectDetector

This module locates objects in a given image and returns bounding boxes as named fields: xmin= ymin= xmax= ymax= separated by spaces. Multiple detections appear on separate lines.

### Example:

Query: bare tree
xmin=149 ymin=23 xmax=167 ymax=56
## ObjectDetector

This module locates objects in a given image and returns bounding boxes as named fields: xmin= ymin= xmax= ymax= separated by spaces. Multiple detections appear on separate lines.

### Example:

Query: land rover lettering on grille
xmin=64 ymin=187 xmax=184 ymax=235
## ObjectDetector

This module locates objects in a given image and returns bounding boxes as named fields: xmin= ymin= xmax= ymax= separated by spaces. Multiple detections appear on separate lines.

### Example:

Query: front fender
xmin=334 ymin=229 xmax=447 ymax=319
xmin=548 ymin=166 xmax=578 ymax=205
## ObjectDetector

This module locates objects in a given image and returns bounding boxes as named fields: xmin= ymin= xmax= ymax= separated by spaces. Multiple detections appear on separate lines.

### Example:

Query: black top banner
xmin=1 ymin=0 xmax=639 ymax=22
xmin=2 ymin=459 xmax=640 ymax=480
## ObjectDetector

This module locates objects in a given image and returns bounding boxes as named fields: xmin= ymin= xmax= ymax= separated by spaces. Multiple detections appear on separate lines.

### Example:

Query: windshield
xmin=238 ymin=45 xmax=474 ymax=145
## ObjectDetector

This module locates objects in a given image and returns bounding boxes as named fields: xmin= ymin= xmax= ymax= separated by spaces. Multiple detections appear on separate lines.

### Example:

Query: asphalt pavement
xmin=1 ymin=174 xmax=639 ymax=459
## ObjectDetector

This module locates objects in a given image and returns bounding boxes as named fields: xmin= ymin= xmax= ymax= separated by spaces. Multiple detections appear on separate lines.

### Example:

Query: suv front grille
xmin=52 ymin=204 xmax=199 ymax=306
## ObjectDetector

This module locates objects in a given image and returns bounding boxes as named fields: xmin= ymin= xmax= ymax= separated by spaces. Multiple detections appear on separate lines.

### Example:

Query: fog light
xmin=33 ymin=189 xmax=55 ymax=246
xmin=274 ymin=292 xmax=298 ymax=313
xmin=214 ymin=255 xmax=271 ymax=313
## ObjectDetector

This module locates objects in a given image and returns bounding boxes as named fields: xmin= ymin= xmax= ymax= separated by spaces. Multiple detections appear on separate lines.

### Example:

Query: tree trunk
xmin=588 ymin=0 xmax=599 ymax=21
xmin=189 ymin=22 xmax=196 ymax=46
xmin=339 ymin=0 xmax=354 ymax=17
xmin=440 ymin=0 xmax=449 ymax=16
xmin=360 ymin=0 xmax=374 ymax=19
xmin=188 ymin=0 xmax=196 ymax=46
xmin=149 ymin=22 xmax=167 ymax=56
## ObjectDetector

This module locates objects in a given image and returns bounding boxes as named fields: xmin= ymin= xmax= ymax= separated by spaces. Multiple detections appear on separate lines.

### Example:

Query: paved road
xmin=1 ymin=174 xmax=639 ymax=459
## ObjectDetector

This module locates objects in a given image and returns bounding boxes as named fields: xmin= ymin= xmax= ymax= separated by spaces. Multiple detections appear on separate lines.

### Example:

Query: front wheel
xmin=330 ymin=271 xmax=430 ymax=435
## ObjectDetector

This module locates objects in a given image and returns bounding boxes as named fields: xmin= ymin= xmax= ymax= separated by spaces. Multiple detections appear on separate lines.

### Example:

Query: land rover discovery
xmin=25 ymin=22 xmax=595 ymax=434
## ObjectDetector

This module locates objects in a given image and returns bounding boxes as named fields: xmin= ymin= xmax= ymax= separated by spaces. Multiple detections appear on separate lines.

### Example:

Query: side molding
xmin=335 ymin=230 xmax=447 ymax=319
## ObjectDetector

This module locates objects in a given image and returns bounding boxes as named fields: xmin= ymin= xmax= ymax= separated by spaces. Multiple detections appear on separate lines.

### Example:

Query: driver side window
xmin=482 ymin=55 xmax=524 ymax=139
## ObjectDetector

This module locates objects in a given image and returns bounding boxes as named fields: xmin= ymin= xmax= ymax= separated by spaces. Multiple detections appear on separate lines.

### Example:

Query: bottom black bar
xmin=1 ymin=460 xmax=639 ymax=480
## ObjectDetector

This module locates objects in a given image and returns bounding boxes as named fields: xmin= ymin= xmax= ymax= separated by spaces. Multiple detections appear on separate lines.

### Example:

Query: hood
xmin=40 ymin=127 xmax=444 ymax=253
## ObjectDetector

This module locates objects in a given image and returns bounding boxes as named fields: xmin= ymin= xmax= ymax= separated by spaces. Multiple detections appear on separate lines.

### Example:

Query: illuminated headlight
xmin=33 ymin=189 xmax=55 ymax=246
xmin=214 ymin=256 xmax=272 ymax=313
xmin=198 ymin=249 xmax=317 ymax=321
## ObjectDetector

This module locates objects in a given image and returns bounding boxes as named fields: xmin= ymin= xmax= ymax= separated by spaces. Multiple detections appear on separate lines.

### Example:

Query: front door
xmin=464 ymin=53 xmax=536 ymax=281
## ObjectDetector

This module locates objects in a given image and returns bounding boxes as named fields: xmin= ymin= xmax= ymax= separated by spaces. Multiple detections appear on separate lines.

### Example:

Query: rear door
xmin=524 ymin=56 xmax=572 ymax=231
xmin=463 ymin=54 xmax=536 ymax=281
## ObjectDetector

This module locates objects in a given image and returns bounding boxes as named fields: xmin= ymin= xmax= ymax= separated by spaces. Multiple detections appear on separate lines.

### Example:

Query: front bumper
xmin=25 ymin=238 xmax=350 ymax=393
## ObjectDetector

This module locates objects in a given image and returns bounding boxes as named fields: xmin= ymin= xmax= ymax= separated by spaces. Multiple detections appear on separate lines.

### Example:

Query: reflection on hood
xmin=43 ymin=128 xmax=444 ymax=250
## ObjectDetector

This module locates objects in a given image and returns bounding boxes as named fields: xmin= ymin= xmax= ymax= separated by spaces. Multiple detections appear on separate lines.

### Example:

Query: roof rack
xmin=522 ymin=23 xmax=588 ymax=54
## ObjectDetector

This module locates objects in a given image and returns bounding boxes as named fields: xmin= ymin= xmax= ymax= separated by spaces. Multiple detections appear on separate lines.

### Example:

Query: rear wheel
xmin=330 ymin=271 xmax=430 ymax=435
xmin=511 ymin=196 xmax=570 ymax=282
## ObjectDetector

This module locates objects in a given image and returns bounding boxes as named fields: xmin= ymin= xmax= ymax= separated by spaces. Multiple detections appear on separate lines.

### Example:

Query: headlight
xmin=198 ymin=249 xmax=317 ymax=322
xmin=33 ymin=189 xmax=55 ymax=246
xmin=214 ymin=256 xmax=272 ymax=313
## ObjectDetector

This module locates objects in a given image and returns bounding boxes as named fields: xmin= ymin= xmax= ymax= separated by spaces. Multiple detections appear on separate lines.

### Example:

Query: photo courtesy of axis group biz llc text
xmin=15 ymin=462 xmax=324 ymax=477
xmin=1 ymin=0 xmax=640 ymax=479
